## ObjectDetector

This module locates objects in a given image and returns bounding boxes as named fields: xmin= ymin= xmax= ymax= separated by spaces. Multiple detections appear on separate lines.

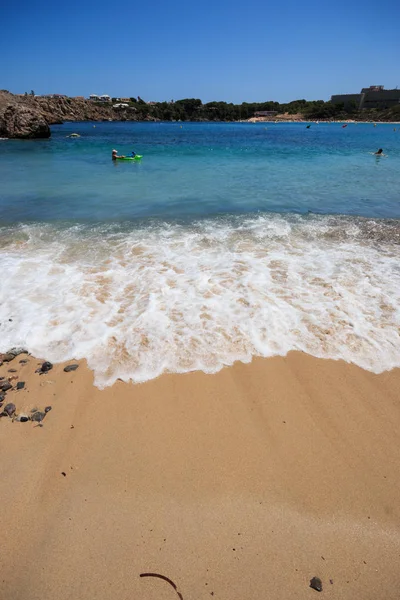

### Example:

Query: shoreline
xmin=1 ymin=351 xmax=400 ymax=599
xmin=244 ymin=117 xmax=400 ymax=124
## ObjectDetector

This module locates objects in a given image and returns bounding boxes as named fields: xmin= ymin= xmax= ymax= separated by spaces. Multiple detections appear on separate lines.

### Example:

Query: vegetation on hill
xmin=1 ymin=91 xmax=399 ymax=138
xmin=116 ymin=97 xmax=400 ymax=122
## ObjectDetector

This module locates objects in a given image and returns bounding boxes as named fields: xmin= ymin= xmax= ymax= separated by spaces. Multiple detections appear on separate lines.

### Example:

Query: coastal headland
xmin=1 ymin=90 xmax=399 ymax=138
xmin=1 ymin=350 xmax=400 ymax=599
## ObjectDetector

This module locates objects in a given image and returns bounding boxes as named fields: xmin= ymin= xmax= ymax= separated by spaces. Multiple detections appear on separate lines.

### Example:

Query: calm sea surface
xmin=0 ymin=122 xmax=399 ymax=386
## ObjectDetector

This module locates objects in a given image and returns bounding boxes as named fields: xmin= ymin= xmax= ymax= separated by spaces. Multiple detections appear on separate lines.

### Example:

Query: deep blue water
xmin=0 ymin=121 xmax=399 ymax=222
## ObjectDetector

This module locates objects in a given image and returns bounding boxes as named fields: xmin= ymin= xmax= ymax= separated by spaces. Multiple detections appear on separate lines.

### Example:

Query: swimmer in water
xmin=112 ymin=149 xmax=126 ymax=160
xmin=370 ymin=148 xmax=387 ymax=158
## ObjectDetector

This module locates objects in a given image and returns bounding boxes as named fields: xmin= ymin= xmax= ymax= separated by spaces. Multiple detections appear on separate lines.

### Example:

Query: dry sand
xmin=1 ymin=352 xmax=400 ymax=600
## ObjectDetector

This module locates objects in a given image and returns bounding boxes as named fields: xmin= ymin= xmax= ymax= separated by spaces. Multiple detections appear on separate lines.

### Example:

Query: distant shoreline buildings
xmin=331 ymin=86 xmax=400 ymax=110
xmin=14 ymin=86 xmax=400 ymax=112
xmin=89 ymin=94 xmax=111 ymax=102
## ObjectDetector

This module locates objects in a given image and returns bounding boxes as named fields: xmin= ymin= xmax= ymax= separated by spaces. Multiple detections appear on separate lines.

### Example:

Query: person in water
xmin=112 ymin=149 xmax=125 ymax=160
xmin=374 ymin=148 xmax=383 ymax=155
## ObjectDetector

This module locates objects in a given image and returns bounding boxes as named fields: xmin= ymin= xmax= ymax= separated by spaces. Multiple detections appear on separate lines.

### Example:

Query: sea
xmin=0 ymin=121 xmax=399 ymax=387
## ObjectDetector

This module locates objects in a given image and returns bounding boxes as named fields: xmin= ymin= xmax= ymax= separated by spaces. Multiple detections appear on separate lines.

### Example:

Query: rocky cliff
xmin=0 ymin=92 xmax=148 ymax=139
xmin=33 ymin=95 xmax=140 ymax=124
xmin=0 ymin=91 xmax=50 ymax=139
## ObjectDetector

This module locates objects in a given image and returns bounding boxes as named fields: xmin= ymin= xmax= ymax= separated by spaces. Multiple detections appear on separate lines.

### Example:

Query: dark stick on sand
xmin=140 ymin=573 xmax=184 ymax=600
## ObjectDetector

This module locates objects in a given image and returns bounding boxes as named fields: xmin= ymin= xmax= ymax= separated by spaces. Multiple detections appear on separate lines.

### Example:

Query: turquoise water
xmin=1 ymin=121 xmax=400 ymax=221
xmin=0 ymin=122 xmax=399 ymax=386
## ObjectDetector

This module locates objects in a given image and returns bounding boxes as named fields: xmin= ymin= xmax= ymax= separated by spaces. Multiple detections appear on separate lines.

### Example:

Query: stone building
xmin=331 ymin=86 xmax=400 ymax=110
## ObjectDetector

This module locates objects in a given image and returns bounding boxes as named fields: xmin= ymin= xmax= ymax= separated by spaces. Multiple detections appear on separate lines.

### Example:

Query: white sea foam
xmin=0 ymin=214 xmax=399 ymax=387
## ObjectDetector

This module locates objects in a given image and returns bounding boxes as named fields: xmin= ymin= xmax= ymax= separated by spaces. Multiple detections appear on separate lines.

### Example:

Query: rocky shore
xmin=0 ymin=347 xmax=81 ymax=425
xmin=2 ymin=90 xmax=399 ymax=139
xmin=0 ymin=92 xmax=51 ymax=139
xmin=0 ymin=91 xmax=149 ymax=139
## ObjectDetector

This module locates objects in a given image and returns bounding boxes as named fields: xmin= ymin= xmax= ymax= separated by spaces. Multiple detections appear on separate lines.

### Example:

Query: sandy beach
xmin=1 ymin=352 xmax=400 ymax=600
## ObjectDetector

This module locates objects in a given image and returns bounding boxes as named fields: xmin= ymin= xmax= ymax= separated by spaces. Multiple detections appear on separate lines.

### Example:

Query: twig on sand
xmin=140 ymin=573 xmax=184 ymax=600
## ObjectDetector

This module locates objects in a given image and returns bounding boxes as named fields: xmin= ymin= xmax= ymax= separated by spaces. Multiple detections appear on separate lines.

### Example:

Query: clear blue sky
xmin=2 ymin=0 xmax=399 ymax=103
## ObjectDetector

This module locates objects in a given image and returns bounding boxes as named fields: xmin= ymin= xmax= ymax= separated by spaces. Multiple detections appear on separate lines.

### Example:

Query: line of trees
xmin=81 ymin=94 xmax=400 ymax=122
xmin=108 ymin=97 xmax=371 ymax=121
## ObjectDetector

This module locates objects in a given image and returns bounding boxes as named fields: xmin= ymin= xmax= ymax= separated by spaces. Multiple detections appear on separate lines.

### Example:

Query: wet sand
xmin=1 ymin=352 xmax=400 ymax=600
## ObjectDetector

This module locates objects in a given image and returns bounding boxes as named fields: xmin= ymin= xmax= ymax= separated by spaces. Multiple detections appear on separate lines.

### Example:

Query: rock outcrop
xmin=0 ymin=91 xmax=50 ymax=139
xmin=34 ymin=96 xmax=134 ymax=123
xmin=0 ymin=91 xmax=149 ymax=139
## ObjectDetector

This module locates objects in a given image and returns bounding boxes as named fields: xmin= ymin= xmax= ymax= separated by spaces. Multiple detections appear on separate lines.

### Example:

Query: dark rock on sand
xmin=3 ymin=402 xmax=16 ymax=417
xmin=37 ymin=361 xmax=53 ymax=374
xmin=2 ymin=347 xmax=28 ymax=362
xmin=0 ymin=382 xmax=13 ymax=392
xmin=0 ymin=392 xmax=5 ymax=402
xmin=310 ymin=577 xmax=323 ymax=592
xmin=16 ymin=381 xmax=25 ymax=390
xmin=64 ymin=364 xmax=79 ymax=372
xmin=8 ymin=369 xmax=17 ymax=373
xmin=31 ymin=411 xmax=46 ymax=423
xmin=7 ymin=347 xmax=28 ymax=357
xmin=44 ymin=406 xmax=52 ymax=413
xmin=17 ymin=415 xmax=29 ymax=423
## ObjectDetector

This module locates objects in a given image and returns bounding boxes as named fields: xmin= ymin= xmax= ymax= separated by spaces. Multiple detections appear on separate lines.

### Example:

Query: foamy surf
xmin=0 ymin=213 xmax=399 ymax=387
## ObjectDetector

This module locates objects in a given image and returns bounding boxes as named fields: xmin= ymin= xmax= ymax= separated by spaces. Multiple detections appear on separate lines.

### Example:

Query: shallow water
xmin=0 ymin=122 xmax=399 ymax=386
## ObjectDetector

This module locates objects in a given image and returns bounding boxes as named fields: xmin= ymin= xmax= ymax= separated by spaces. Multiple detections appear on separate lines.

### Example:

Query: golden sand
xmin=1 ymin=352 xmax=400 ymax=599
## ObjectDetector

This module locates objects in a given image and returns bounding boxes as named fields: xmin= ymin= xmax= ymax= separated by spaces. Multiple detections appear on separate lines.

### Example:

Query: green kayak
xmin=116 ymin=155 xmax=143 ymax=161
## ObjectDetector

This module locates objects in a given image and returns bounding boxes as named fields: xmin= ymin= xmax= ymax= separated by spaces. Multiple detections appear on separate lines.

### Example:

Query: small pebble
xmin=64 ymin=364 xmax=79 ymax=372
xmin=45 ymin=406 xmax=52 ymax=413
xmin=19 ymin=359 xmax=29 ymax=364
xmin=2 ymin=347 xmax=27 ymax=362
xmin=40 ymin=361 xmax=53 ymax=373
xmin=8 ymin=369 xmax=17 ymax=373
xmin=3 ymin=402 xmax=16 ymax=417
xmin=31 ymin=411 xmax=46 ymax=422
xmin=0 ymin=382 xmax=12 ymax=392
xmin=310 ymin=577 xmax=323 ymax=592
xmin=17 ymin=415 xmax=29 ymax=423
xmin=16 ymin=381 xmax=25 ymax=390
xmin=61 ymin=472 xmax=66 ymax=477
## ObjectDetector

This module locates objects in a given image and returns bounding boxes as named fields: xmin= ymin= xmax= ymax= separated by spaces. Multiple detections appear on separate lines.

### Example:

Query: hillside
xmin=1 ymin=91 xmax=399 ymax=139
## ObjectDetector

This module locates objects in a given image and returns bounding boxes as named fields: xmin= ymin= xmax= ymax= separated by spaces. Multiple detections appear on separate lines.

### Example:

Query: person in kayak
xmin=112 ymin=149 xmax=125 ymax=160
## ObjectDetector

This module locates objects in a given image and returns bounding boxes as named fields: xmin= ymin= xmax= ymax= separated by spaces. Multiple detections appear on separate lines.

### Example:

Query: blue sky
xmin=2 ymin=0 xmax=399 ymax=103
